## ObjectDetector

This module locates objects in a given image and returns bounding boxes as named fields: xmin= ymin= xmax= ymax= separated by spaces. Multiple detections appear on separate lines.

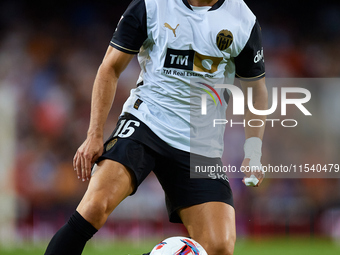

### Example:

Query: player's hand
xmin=242 ymin=137 xmax=264 ymax=187
xmin=73 ymin=135 xmax=103 ymax=182
xmin=241 ymin=158 xmax=264 ymax=187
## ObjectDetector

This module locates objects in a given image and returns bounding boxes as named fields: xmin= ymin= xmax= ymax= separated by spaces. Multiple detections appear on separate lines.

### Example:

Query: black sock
xmin=45 ymin=211 xmax=98 ymax=255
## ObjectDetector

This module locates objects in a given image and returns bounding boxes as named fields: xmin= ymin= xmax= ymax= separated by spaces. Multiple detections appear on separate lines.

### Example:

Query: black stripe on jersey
xmin=235 ymin=20 xmax=265 ymax=81
xmin=182 ymin=0 xmax=225 ymax=11
xmin=182 ymin=0 xmax=192 ymax=10
xmin=209 ymin=0 xmax=226 ymax=11
xmin=110 ymin=0 xmax=147 ymax=54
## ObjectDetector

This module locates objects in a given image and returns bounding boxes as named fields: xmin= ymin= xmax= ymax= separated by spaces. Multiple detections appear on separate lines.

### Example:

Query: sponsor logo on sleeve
xmin=254 ymin=48 xmax=264 ymax=63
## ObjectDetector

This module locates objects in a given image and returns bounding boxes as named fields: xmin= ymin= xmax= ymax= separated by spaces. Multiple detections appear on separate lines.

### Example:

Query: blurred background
xmin=0 ymin=0 xmax=340 ymax=253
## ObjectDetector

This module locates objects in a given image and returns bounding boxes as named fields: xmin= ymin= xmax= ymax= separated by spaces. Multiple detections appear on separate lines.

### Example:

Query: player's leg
xmin=45 ymin=159 xmax=135 ymax=255
xmin=178 ymin=202 xmax=236 ymax=255
xmin=76 ymin=160 xmax=134 ymax=229
xmin=153 ymin=149 xmax=235 ymax=255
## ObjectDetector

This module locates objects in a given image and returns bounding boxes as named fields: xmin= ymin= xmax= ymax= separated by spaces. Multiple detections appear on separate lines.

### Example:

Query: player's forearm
xmin=86 ymin=47 xmax=135 ymax=139
xmin=242 ymin=80 xmax=268 ymax=186
xmin=244 ymin=106 xmax=266 ymax=140
xmin=87 ymin=64 xmax=118 ymax=139
xmin=243 ymin=80 xmax=268 ymax=140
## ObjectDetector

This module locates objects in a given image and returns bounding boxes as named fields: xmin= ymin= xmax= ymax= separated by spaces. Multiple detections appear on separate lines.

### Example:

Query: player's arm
xmin=73 ymin=47 xmax=134 ymax=182
xmin=234 ymin=19 xmax=266 ymax=186
xmin=241 ymin=77 xmax=267 ymax=140
xmin=240 ymin=77 xmax=267 ymax=187
xmin=73 ymin=0 xmax=146 ymax=181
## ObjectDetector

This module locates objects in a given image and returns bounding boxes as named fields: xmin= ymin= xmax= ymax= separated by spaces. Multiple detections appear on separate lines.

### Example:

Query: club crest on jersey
xmin=106 ymin=138 xmax=117 ymax=151
xmin=216 ymin=29 xmax=233 ymax=51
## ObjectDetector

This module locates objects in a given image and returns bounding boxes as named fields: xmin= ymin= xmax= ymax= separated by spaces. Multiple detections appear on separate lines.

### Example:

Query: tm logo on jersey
xmin=163 ymin=48 xmax=223 ymax=75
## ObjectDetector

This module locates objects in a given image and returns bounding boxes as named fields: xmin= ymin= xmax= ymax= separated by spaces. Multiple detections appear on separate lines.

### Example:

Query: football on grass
xmin=150 ymin=236 xmax=207 ymax=255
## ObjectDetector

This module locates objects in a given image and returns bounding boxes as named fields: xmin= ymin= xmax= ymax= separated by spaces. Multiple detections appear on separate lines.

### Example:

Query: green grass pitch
xmin=0 ymin=237 xmax=339 ymax=255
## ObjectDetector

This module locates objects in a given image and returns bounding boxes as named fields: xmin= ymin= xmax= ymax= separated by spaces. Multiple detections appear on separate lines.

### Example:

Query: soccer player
xmin=44 ymin=0 xmax=267 ymax=254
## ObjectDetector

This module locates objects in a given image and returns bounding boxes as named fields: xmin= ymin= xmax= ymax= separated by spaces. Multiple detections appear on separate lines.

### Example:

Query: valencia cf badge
xmin=106 ymin=138 xmax=118 ymax=151
xmin=216 ymin=29 xmax=233 ymax=51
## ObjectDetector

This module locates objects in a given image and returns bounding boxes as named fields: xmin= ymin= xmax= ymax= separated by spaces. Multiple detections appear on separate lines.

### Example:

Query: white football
xmin=150 ymin=236 xmax=208 ymax=255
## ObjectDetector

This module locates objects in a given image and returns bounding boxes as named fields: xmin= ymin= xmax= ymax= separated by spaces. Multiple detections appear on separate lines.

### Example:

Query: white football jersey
xmin=110 ymin=0 xmax=265 ymax=157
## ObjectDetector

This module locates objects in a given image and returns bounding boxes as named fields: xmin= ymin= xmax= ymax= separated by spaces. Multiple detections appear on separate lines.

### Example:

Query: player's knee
xmin=202 ymin=235 xmax=236 ymax=255
xmin=78 ymin=196 xmax=112 ymax=228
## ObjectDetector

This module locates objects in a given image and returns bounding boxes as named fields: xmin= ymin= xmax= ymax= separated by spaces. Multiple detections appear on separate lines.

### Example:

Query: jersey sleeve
xmin=234 ymin=20 xmax=265 ymax=80
xmin=110 ymin=0 xmax=147 ymax=54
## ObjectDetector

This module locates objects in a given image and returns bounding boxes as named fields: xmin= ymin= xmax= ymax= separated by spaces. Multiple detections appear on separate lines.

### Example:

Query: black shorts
xmin=96 ymin=113 xmax=233 ymax=223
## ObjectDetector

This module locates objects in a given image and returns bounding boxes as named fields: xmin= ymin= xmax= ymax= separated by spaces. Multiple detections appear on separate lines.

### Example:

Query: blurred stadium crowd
xmin=0 ymin=0 xmax=340 ymax=243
